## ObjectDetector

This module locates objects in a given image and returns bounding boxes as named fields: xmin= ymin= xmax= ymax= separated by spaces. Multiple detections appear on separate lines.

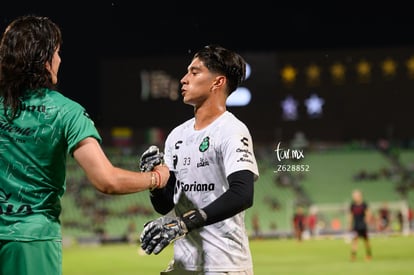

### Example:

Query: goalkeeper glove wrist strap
xmin=181 ymin=209 xmax=207 ymax=232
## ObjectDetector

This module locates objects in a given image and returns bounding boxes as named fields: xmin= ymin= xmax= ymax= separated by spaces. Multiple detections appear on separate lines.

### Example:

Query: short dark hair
xmin=193 ymin=44 xmax=246 ymax=95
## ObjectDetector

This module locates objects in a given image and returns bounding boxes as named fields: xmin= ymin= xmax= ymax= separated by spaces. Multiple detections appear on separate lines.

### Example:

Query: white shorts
xmin=160 ymin=260 xmax=254 ymax=275
xmin=161 ymin=271 xmax=253 ymax=275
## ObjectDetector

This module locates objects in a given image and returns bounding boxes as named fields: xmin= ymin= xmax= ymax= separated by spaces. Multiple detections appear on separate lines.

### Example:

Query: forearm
xmin=348 ymin=214 xmax=354 ymax=230
xmin=98 ymin=167 xmax=157 ymax=194
xmin=150 ymin=171 xmax=176 ymax=214
xmin=202 ymin=170 xmax=254 ymax=226
xmin=74 ymin=137 xmax=168 ymax=194
xmin=84 ymin=164 xmax=165 ymax=194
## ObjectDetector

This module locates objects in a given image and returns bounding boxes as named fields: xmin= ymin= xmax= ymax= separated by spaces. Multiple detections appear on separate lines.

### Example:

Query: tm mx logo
xmin=274 ymin=142 xmax=305 ymax=162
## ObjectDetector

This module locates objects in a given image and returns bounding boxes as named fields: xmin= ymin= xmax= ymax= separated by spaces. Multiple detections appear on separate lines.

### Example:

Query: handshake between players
xmin=138 ymin=146 xmax=207 ymax=255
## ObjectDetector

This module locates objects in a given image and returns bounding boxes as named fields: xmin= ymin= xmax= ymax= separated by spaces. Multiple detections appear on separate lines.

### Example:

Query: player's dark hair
xmin=0 ymin=15 xmax=62 ymax=120
xmin=193 ymin=44 xmax=246 ymax=95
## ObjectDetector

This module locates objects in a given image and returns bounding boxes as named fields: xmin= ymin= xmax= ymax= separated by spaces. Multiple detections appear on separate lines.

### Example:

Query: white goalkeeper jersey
xmin=164 ymin=111 xmax=259 ymax=272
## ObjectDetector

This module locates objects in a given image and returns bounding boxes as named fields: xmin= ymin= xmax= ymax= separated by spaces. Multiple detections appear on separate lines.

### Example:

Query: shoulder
xmin=166 ymin=117 xmax=194 ymax=141
xmin=48 ymin=90 xmax=83 ymax=106
xmin=214 ymin=112 xmax=253 ymax=146
xmin=219 ymin=111 xmax=251 ymax=133
xmin=43 ymin=90 xmax=85 ymax=113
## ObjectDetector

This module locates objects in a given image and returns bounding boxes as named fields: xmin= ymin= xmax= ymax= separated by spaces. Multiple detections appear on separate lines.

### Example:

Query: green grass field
xmin=63 ymin=234 xmax=414 ymax=275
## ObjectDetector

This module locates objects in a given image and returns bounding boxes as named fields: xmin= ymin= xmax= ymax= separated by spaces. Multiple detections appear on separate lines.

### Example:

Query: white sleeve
xmin=221 ymin=131 xmax=259 ymax=181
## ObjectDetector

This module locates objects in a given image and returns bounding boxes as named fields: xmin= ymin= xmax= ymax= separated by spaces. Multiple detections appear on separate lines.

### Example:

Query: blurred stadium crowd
xmin=61 ymin=137 xmax=414 ymax=245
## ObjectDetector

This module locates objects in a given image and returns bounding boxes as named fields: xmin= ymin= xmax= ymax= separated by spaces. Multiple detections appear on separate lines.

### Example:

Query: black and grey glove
xmin=139 ymin=145 xmax=164 ymax=172
xmin=139 ymin=209 xmax=207 ymax=255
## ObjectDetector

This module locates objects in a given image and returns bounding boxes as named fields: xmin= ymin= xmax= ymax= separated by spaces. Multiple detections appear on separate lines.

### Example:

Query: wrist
xmin=149 ymin=172 xmax=157 ymax=191
xmin=180 ymin=209 xmax=207 ymax=232
xmin=148 ymin=170 xmax=162 ymax=191
xmin=153 ymin=170 xmax=162 ymax=188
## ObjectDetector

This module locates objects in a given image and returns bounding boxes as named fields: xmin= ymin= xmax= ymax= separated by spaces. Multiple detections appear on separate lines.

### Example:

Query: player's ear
xmin=211 ymin=75 xmax=226 ymax=90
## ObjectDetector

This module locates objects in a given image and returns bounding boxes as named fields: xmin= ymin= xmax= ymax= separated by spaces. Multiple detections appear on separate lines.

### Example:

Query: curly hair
xmin=0 ymin=15 xmax=62 ymax=120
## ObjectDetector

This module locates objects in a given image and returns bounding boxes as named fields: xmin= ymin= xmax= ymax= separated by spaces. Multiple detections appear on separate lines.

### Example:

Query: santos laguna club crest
xmin=199 ymin=136 xmax=210 ymax=152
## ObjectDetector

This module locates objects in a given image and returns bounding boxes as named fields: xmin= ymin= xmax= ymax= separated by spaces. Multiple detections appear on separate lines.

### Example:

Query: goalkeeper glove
xmin=139 ymin=145 xmax=164 ymax=172
xmin=139 ymin=209 xmax=207 ymax=255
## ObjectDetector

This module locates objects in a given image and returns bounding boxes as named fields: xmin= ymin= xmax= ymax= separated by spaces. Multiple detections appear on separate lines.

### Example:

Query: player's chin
xmin=182 ymin=97 xmax=195 ymax=106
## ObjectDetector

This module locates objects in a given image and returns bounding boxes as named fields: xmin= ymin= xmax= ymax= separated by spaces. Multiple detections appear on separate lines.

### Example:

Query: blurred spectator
xmin=397 ymin=210 xmax=404 ymax=233
xmin=125 ymin=221 xmax=137 ymax=244
xmin=377 ymin=202 xmax=391 ymax=232
xmin=397 ymin=206 xmax=414 ymax=233
xmin=307 ymin=206 xmax=318 ymax=237
xmin=293 ymin=206 xmax=306 ymax=241
xmin=251 ymin=212 xmax=261 ymax=238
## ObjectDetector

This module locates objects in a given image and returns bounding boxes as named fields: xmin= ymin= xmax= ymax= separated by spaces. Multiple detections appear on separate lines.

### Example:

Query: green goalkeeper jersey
xmin=0 ymin=88 xmax=101 ymax=241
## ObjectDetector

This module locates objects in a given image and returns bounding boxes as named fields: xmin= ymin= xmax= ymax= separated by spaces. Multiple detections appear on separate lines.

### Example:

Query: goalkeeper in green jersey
xmin=0 ymin=15 xmax=170 ymax=275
